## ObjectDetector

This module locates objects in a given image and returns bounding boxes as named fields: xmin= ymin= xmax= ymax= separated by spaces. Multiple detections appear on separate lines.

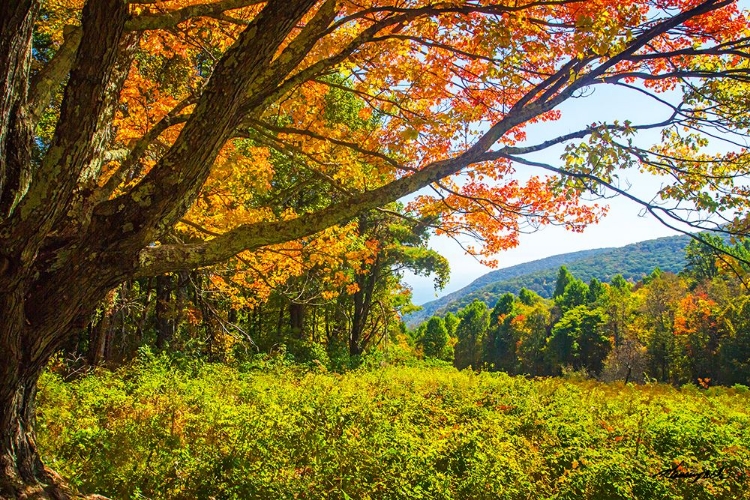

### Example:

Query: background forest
xmin=416 ymin=236 xmax=750 ymax=386
xmin=405 ymin=234 xmax=693 ymax=326
xmin=56 ymin=232 xmax=750 ymax=387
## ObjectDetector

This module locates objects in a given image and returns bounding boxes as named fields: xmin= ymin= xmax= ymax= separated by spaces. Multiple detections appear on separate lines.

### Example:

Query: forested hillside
xmin=411 ymin=235 xmax=750 ymax=387
xmin=407 ymin=234 xmax=692 ymax=326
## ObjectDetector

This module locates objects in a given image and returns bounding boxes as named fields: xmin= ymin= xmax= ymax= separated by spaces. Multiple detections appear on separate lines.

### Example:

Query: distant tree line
xmin=412 ymin=236 xmax=750 ymax=386
xmin=408 ymin=234 xmax=700 ymax=326
xmin=56 ymin=231 xmax=749 ymax=388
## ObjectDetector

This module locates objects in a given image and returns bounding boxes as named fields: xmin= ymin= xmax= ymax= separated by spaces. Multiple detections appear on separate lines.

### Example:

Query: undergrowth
xmin=37 ymin=354 xmax=750 ymax=499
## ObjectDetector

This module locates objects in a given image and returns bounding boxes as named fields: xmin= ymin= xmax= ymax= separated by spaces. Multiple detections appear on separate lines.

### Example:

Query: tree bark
xmin=0 ymin=372 xmax=53 ymax=499
xmin=289 ymin=302 xmax=304 ymax=339
xmin=0 ymin=0 xmax=37 ymax=216
xmin=155 ymin=274 xmax=175 ymax=350
xmin=0 ymin=290 xmax=77 ymax=499
xmin=0 ymin=243 xmax=114 ymax=498
xmin=87 ymin=289 xmax=119 ymax=367
xmin=87 ymin=311 xmax=109 ymax=368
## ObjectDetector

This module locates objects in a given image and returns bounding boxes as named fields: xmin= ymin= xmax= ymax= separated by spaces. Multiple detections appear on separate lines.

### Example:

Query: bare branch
xmin=497 ymin=153 xmax=750 ymax=267
xmin=242 ymin=118 xmax=408 ymax=171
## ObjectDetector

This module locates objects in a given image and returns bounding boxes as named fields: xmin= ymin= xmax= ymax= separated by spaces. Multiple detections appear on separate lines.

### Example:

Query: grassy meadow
xmin=37 ymin=356 xmax=750 ymax=499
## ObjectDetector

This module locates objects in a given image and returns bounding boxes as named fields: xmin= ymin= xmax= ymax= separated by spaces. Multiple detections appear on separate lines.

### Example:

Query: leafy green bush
xmin=37 ymin=356 xmax=750 ymax=499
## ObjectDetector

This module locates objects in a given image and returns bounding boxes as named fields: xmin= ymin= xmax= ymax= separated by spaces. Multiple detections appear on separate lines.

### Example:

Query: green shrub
xmin=37 ymin=356 xmax=750 ymax=499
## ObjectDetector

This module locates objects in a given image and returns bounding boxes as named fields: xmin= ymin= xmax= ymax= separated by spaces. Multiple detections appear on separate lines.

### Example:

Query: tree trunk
xmin=87 ymin=290 xmax=117 ymax=366
xmin=289 ymin=302 xmax=304 ymax=339
xmin=0 ymin=269 xmax=115 ymax=499
xmin=0 ymin=365 xmax=105 ymax=500
xmin=0 ymin=284 xmax=118 ymax=499
xmin=155 ymin=274 xmax=175 ymax=350
xmin=0 ymin=0 xmax=36 ymax=216
xmin=87 ymin=315 xmax=109 ymax=368
xmin=349 ymin=254 xmax=381 ymax=357
xmin=0 ymin=371 xmax=61 ymax=499
xmin=0 ymin=293 xmax=76 ymax=499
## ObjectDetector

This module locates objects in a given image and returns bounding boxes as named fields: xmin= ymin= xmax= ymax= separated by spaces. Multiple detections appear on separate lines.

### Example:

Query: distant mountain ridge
xmin=405 ymin=234 xmax=692 ymax=327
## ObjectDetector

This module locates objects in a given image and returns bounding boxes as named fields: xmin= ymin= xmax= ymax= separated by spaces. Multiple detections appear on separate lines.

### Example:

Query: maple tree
xmin=1 ymin=0 xmax=750 ymax=496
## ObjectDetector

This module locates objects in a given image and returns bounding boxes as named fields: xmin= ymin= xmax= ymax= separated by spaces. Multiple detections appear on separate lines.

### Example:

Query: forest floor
xmin=38 ymin=356 xmax=750 ymax=499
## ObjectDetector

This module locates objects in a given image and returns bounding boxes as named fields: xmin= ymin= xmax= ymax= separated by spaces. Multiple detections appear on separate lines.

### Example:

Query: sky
xmin=401 ymin=83 xmax=720 ymax=305
xmin=404 ymin=202 xmax=687 ymax=305
xmin=402 ymin=0 xmax=750 ymax=306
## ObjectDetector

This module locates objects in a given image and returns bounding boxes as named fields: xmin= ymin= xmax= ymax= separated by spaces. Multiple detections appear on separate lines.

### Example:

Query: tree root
xmin=0 ymin=466 xmax=108 ymax=500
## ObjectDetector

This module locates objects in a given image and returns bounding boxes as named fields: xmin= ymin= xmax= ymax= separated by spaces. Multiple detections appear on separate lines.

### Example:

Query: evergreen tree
xmin=557 ymin=279 xmax=590 ymax=312
xmin=485 ymin=293 xmax=518 ymax=372
xmin=518 ymin=287 xmax=542 ymax=306
xmin=587 ymin=278 xmax=606 ymax=304
xmin=454 ymin=300 xmax=490 ymax=370
xmin=548 ymin=305 xmax=611 ymax=374
xmin=553 ymin=266 xmax=575 ymax=299
xmin=684 ymin=235 xmax=724 ymax=283
xmin=420 ymin=317 xmax=449 ymax=359
xmin=443 ymin=312 xmax=459 ymax=338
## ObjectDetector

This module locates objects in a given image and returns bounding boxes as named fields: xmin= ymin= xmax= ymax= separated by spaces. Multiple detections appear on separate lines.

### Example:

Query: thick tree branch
xmin=0 ymin=0 xmax=38 ymax=219
xmin=266 ymin=0 xmax=337 ymax=77
xmin=1 ymin=0 xmax=130 ymax=276
xmin=94 ymin=97 xmax=195 ymax=203
xmin=90 ymin=0 xmax=320 ymax=254
xmin=135 ymin=97 xmax=555 ymax=276
xmin=28 ymin=26 xmax=82 ymax=123
xmin=126 ymin=0 xmax=266 ymax=31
